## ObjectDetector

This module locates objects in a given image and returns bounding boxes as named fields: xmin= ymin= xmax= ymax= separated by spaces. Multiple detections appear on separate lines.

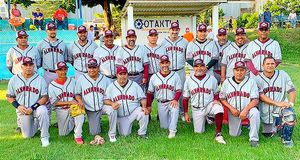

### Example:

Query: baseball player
xmin=160 ymin=22 xmax=188 ymax=121
xmin=105 ymin=66 xmax=149 ymax=138
xmin=183 ymin=59 xmax=226 ymax=144
xmin=6 ymin=30 xmax=41 ymax=133
xmin=254 ymin=56 xmax=296 ymax=148
xmin=245 ymin=22 xmax=282 ymax=77
xmin=37 ymin=22 xmax=68 ymax=86
xmin=116 ymin=29 xmax=149 ymax=88
xmin=75 ymin=58 xmax=118 ymax=142
xmin=213 ymin=28 xmax=231 ymax=84
xmin=220 ymin=61 xmax=260 ymax=147
xmin=94 ymin=29 xmax=120 ymax=82
xmin=48 ymin=61 xmax=84 ymax=144
xmin=68 ymin=25 xmax=98 ymax=80
xmin=147 ymin=55 xmax=182 ymax=138
xmin=6 ymin=57 xmax=50 ymax=147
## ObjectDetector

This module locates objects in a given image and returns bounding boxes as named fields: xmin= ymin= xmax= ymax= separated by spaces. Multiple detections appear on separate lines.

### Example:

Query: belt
xmin=44 ymin=69 xmax=56 ymax=73
xmin=157 ymin=100 xmax=171 ymax=103
xmin=128 ymin=71 xmax=143 ymax=76
xmin=105 ymin=75 xmax=116 ymax=79
xmin=172 ymin=68 xmax=184 ymax=72
xmin=192 ymin=106 xmax=205 ymax=109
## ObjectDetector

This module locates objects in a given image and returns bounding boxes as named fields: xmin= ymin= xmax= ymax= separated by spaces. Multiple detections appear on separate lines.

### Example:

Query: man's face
xmin=47 ymin=29 xmax=57 ymax=38
xmin=217 ymin=34 xmax=227 ymax=45
xmin=77 ymin=31 xmax=87 ymax=41
xmin=147 ymin=34 xmax=158 ymax=44
xmin=126 ymin=35 xmax=136 ymax=46
xmin=258 ymin=28 xmax=270 ymax=40
xmin=159 ymin=61 xmax=170 ymax=72
xmin=263 ymin=58 xmax=276 ymax=73
xmin=233 ymin=68 xmax=246 ymax=81
xmin=104 ymin=35 xmax=114 ymax=46
xmin=87 ymin=66 xmax=99 ymax=77
xmin=193 ymin=64 xmax=206 ymax=76
xmin=169 ymin=28 xmax=180 ymax=39
xmin=197 ymin=30 xmax=207 ymax=41
xmin=235 ymin=34 xmax=246 ymax=45
xmin=17 ymin=36 xmax=28 ymax=46
xmin=56 ymin=68 xmax=68 ymax=78
xmin=117 ymin=72 xmax=128 ymax=84
xmin=21 ymin=63 xmax=34 ymax=75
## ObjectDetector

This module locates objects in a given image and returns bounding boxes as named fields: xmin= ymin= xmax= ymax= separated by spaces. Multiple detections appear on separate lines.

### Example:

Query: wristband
xmin=31 ymin=103 xmax=41 ymax=110
xmin=12 ymin=101 xmax=20 ymax=108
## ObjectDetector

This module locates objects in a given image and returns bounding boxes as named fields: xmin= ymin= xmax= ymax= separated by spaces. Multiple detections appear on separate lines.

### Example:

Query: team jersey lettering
xmin=16 ymin=86 xmax=39 ymax=94
xmin=112 ymin=94 xmax=135 ymax=102
xmin=101 ymin=55 xmax=116 ymax=63
xmin=229 ymin=53 xmax=246 ymax=61
xmin=57 ymin=92 xmax=74 ymax=101
xmin=252 ymin=50 xmax=272 ymax=59
xmin=191 ymin=87 xmax=211 ymax=95
xmin=263 ymin=86 xmax=282 ymax=94
xmin=192 ymin=50 xmax=211 ymax=58
xmin=123 ymin=56 xmax=141 ymax=64
xmin=83 ymin=87 xmax=105 ymax=96
xmin=147 ymin=52 xmax=160 ymax=59
xmin=226 ymin=91 xmax=250 ymax=99
xmin=74 ymin=53 xmax=93 ymax=59
xmin=43 ymin=48 xmax=64 ymax=55
xmin=14 ymin=56 xmax=24 ymax=64
xmin=155 ymin=84 xmax=175 ymax=91
xmin=166 ymin=46 xmax=183 ymax=52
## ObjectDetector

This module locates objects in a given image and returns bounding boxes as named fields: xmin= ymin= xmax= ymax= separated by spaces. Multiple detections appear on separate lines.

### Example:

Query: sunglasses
xmin=259 ymin=28 xmax=269 ymax=32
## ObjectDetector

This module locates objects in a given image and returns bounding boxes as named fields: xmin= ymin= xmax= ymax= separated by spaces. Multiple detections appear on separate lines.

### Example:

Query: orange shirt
xmin=183 ymin=32 xmax=194 ymax=42
xmin=53 ymin=9 xmax=68 ymax=21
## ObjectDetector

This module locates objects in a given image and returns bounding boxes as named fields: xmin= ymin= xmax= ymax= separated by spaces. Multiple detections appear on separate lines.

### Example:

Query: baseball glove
xmin=90 ymin=135 xmax=105 ymax=145
xmin=70 ymin=104 xmax=86 ymax=117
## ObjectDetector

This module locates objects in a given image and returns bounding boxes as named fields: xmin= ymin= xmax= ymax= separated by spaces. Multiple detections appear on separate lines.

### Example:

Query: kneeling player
xmin=48 ymin=61 xmax=84 ymax=144
xmin=220 ymin=61 xmax=260 ymax=147
xmin=183 ymin=59 xmax=226 ymax=144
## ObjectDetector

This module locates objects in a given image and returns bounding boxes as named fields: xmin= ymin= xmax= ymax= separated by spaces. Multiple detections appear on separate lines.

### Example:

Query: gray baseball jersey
xmin=68 ymin=40 xmax=98 ymax=73
xmin=115 ymin=45 xmax=149 ymax=73
xmin=37 ymin=38 xmax=68 ymax=70
xmin=221 ymin=43 xmax=249 ymax=78
xmin=144 ymin=44 xmax=167 ymax=74
xmin=75 ymin=74 xmax=111 ymax=112
xmin=254 ymin=70 xmax=296 ymax=124
xmin=161 ymin=37 xmax=189 ymax=70
xmin=219 ymin=77 xmax=259 ymax=112
xmin=213 ymin=40 xmax=231 ymax=71
xmin=245 ymin=39 xmax=282 ymax=72
xmin=6 ymin=46 xmax=41 ymax=74
xmin=48 ymin=77 xmax=76 ymax=106
xmin=105 ymin=80 xmax=146 ymax=117
xmin=7 ymin=73 xmax=48 ymax=107
xmin=148 ymin=71 xmax=182 ymax=101
xmin=94 ymin=45 xmax=120 ymax=77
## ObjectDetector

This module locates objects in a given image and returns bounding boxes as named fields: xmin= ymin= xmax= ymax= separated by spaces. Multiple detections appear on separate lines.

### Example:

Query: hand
xmin=25 ymin=108 xmax=33 ymax=115
xmin=170 ymin=100 xmax=179 ymax=108
xmin=17 ymin=105 xmax=27 ymax=114
xmin=78 ymin=101 xmax=85 ymax=110
xmin=147 ymin=106 xmax=152 ymax=114
xmin=276 ymin=101 xmax=290 ymax=108
xmin=230 ymin=108 xmax=240 ymax=117
xmin=184 ymin=113 xmax=191 ymax=123
xmin=142 ymin=107 xmax=149 ymax=115
xmin=111 ymin=102 xmax=120 ymax=110
xmin=239 ymin=109 xmax=248 ymax=120
xmin=142 ymin=78 xmax=147 ymax=84
xmin=70 ymin=100 xmax=79 ymax=105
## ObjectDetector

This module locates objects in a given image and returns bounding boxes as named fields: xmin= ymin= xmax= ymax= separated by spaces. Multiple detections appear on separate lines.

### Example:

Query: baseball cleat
xmin=283 ymin=140 xmax=294 ymax=148
xmin=250 ymin=141 xmax=259 ymax=147
xmin=15 ymin=127 xmax=21 ymax=133
xmin=75 ymin=137 xmax=84 ymax=145
xmin=168 ymin=131 xmax=176 ymax=139
xmin=109 ymin=136 xmax=117 ymax=142
xmin=41 ymin=137 xmax=50 ymax=147
xmin=139 ymin=134 xmax=148 ymax=139
xmin=215 ymin=135 xmax=226 ymax=144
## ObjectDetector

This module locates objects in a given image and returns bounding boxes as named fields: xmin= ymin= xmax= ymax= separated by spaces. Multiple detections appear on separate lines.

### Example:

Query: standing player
xmin=147 ymin=55 xmax=182 ymax=138
xmin=6 ymin=57 xmax=50 ymax=147
xmin=75 ymin=58 xmax=118 ymax=142
xmin=48 ymin=61 xmax=85 ymax=144
xmin=161 ymin=22 xmax=188 ymax=120
xmin=255 ymin=57 xmax=296 ymax=148
xmin=116 ymin=29 xmax=149 ymax=88
xmin=6 ymin=30 xmax=41 ymax=133
xmin=37 ymin=22 xmax=68 ymax=85
xmin=105 ymin=66 xmax=149 ymax=138
xmin=213 ymin=28 xmax=231 ymax=84
xmin=220 ymin=61 xmax=260 ymax=147
xmin=68 ymin=25 xmax=98 ymax=79
xmin=94 ymin=29 xmax=120 ymax=82
xmin=245 ymin=22 xmax=282 ymax=77
xmin=183 ymin=59 xmax=226 ymax=144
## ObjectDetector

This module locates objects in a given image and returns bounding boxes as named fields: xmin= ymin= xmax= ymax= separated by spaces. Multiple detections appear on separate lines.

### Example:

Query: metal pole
xmin=75 ymin=0 xmax=79 ymax=27
xmin=7 ymin=0 xmax=10 ymax=19
xmin=79 ymin=0 xmax=82 ymax=19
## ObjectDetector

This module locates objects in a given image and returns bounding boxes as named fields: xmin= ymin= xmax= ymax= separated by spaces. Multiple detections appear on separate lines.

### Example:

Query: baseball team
xmin=6 ymin=21 xmax=296 ymax=148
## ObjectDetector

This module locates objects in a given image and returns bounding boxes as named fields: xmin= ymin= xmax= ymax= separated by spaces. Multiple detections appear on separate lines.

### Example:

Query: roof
xmin=122 ymin=0 xmax=228 ymax=17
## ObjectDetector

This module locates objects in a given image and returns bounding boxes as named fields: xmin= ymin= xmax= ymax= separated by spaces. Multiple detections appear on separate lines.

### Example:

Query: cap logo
xmin=121 ymin=67 xmax=125 ymax=70
xmin=19 ymin=30 xmax=25 ymax=35
xmin=200 ymin=25 xmax=205 ymax=29
xmin=262 ymin=23 xmax=267 ymax=27
xmin=236 ymin=61 xmax=243 ymax=66
xmin=24 ymin=57 xmax=31 ymax=61
xmin=220 ymin=28 xmax=225 ymax=32
xmin=237 ymin=28 xmax=243 ymax=32
xmin=128 ymin=30 xmax=134 ymax=34
xmin=49 ymin=23 xmax=55 ymax=27
xmin=58 ymin=62 xmax=65 ymax=67
xmin=106 ymin=30 xmax=112 ymax=34
xmin=79 ymin=26 xmax=85 ymax=30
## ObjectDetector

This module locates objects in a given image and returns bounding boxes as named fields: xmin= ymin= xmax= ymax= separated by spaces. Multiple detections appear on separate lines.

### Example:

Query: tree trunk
xmin=102 ymin=0 xmax=113 ymax=29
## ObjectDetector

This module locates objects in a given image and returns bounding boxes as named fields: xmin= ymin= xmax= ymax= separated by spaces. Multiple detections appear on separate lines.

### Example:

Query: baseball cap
xmin=234 ymin=61 xmax=246 ymax=69
xmin=197 ymin=23 xmax=207 ymax=32
xmin=185 ymin=27 xmax=190 ymax=32
xmin=46 ymin=22 xmax=57 ymax=30
xmin=160 ymin=55 xmax=170 ymax=63
xmin=126 ymin=29 xmax=136 ymax=37
xmin=148 ymin=29 xmax=158 ymax=36
xmin=104 ymin=29 xmax=114 ymax=37
xmin=193 ymin=59 xmax=205 ymax=66
xmin=55 ymin=61 xmax=68 ymax=70
xmin=170 ymin=22 xmax=180 ymax=29
xmin=116 ymin=65 xmax=128 ymax=74
xmin=16 ymin=30 xmax=28 ymax=38
xmin=207 ymin=26 xmax=212 ymax=30
xmin=218 ymin=28 xmax=227 ymax=35
xmin=235 ymin=27 xmax=246 ymax=35
xmin=87 ymin=58 xmax=99 ymax=67
xmin=77 ymin=25 xmax=87 ymax=33
xmin=258 ymin=22 xmax=270 ymax=30
xmin=22 ymin=57 xmax=34 ymax=65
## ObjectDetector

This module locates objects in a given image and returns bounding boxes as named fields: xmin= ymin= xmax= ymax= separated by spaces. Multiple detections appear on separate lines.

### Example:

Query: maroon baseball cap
xmin=116 ymin=65 xmax=128 ymax=74
xmin=104 ymin=29 xmax=114 ymax=37
xmin=235 ymin=27 xmax=246 ymax=35
xmin=218 ymin=28 xmax=227 ymax=35
xmin=22 ymin=57 xmax=34 ymax=65
xmin=197 ymin=23 xmax=207 ymax=32
xmin=170 ymin=22 xmax=180 ymax=29
xmin=185 ymin=27 xmax=190 ymax=32
xmin=77 ymin=25 xmax=87 ymax=33
xmin=234 ymin=61 xmax=246 ymax=69
xmin=160 ymin=55 xmax=170 ymax=63
xmin=55 ymin=61 xmax=68 ymax=70
xmin=16 ymin=30 xmax=28 ymax=38
xmin=193 ymin=59 xmax=205 ymax=66
xmin=148 ymin=29 xmax=158 ymax=36
xmin=87 ymin=58 xmax=99 ymax=67
xmin=46 ymin=22 xmax=57 ymax=30
xmin=126 ymin=29 xmax=136 ymax=37
xmin=258 ymin=22 xmax=270 ymax=30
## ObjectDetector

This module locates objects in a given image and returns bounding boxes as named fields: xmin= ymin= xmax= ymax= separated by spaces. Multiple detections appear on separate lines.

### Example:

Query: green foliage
xmin=7 ymin=0 xmax=35 ymax=7
xmin=236 ymin=12 xmax=259 ymax=28
xmin=264 ymin=0 xmax=300 ymax=16
xmin=197 ymin=8 xmax=225 ymax=25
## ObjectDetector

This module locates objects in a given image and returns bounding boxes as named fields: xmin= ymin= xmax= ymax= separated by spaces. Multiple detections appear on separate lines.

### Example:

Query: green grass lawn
xmin=0 ymin=63 xmax=299 ymax=159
